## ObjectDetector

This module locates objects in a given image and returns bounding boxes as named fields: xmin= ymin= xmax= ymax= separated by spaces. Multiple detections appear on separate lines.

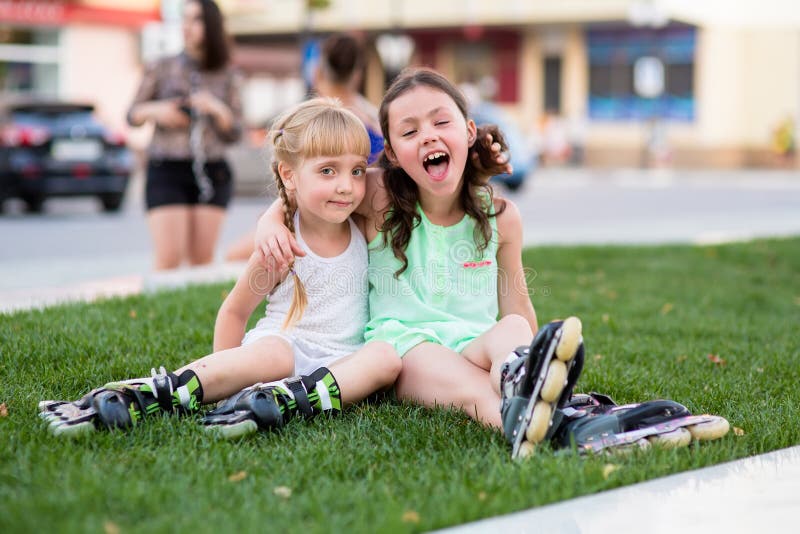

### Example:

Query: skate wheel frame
xmin=511 ymin=316 xmax=583 ymax=459
xmin=579 ymin=414 xmax=731 ymax=455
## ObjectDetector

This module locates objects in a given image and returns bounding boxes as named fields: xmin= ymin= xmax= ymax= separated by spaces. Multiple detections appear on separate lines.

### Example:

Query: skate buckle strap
xmin=284 ymin=377 xmax=313 ymax=418
xmin=151 ymin=367 xmax=175 ymax=413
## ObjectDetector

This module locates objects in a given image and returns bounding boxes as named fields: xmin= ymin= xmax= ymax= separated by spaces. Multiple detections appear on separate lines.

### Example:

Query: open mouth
xmin=423 ymin=151 xmax=450 ymax=179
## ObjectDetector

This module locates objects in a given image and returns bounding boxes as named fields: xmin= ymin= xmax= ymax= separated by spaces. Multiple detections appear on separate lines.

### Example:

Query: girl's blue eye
xmin=321 ymin=168 xmax=334 ymax=175
xmin=353 ymin=168 xmax=365 ymax=176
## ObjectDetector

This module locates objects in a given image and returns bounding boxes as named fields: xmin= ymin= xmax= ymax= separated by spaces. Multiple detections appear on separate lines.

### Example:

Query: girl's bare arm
xmin=213 ymin=252 xmax=284 ymax=351
xmin=494 ymin=199 xmax=538 ymax=334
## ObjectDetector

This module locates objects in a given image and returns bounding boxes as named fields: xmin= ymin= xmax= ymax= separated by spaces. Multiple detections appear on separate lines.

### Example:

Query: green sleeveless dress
xmin=365 ymin=204 xmax=499 ymax=356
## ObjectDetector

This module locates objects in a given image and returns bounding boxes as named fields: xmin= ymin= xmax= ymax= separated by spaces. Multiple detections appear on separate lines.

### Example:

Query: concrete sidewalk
xmin=438 ymin=445 xmax=800 ymax=533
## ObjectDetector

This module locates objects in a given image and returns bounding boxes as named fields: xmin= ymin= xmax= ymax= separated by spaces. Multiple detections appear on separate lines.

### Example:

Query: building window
xmin=544 ymin=56 xmax=562 ymax=113
xmin=0 ymin=28 xmax=60 ymax=95
xmin=587 ymin=25 xmax=695 ymax=122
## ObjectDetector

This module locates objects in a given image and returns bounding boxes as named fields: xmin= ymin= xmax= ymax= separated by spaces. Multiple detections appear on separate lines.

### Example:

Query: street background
xmin=2 ymin=165 xmax=799 ymax=312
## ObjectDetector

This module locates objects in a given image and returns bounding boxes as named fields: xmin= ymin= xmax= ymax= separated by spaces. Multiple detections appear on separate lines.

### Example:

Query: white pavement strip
xmin=436 ymin=446 xmax=800 ymax=534
xmin=0 ymin=262 xmax=246 ymax=314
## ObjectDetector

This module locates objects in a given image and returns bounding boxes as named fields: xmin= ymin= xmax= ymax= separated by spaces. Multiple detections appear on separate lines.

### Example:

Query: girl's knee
xmin=372 ymin=342 xmax=402 ymax=385
xmin=498 ymin=314 xmax=532 ymax=338
xmin=252 ymin=337 xmax=294 ymax=376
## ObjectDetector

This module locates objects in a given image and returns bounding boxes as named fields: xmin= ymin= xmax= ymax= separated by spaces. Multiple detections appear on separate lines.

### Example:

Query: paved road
xmin=1 ymin=167 xmax=799 ymax=296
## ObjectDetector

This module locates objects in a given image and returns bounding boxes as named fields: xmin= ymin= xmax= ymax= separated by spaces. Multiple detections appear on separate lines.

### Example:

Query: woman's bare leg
xmin=189 ymin=205 xmax=226 ymax=265
xmin=224 ymin=230 xmax=256 ymax=262
xmin=147 ymin=205 xmax=190 ymax=270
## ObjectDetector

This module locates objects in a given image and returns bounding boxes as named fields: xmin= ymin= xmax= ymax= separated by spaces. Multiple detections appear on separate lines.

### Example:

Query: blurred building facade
xmin=0 ymin=0 xmax=159 ymax=139
xmin=221 ymin=0 xmax=800 ymax=168
xmin=3 ymin=0 xmax=797 ymax=169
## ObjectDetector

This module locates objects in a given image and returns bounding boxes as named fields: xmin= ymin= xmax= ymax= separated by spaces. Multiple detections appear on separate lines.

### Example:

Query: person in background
xmin=224 ymin=33 xmax=382 ymax=262
xmin=314 ymin=33 xmax=384 ymax=164
xmin=128 ymin=0 xmax=242 ymax=270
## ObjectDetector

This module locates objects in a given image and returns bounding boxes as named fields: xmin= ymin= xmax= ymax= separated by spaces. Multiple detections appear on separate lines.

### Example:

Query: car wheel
xmin=22 ymin=194 xmax=45 ymax=213
xmin=504 ymin=181 xmax=523 ymax=192
xmin=99 ymin=193 xmax=124 ymax=212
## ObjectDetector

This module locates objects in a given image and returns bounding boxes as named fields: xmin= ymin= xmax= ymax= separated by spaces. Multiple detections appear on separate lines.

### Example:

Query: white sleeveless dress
xmin=241 ymin=213 xmax=369 ymax=375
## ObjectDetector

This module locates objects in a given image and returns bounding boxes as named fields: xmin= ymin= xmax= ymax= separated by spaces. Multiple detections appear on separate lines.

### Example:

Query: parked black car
xmin=0 ymin=100 xmax=132 ymax=212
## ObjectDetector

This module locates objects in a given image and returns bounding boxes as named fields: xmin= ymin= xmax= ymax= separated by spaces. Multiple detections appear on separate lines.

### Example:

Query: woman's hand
xmin=189 ymin=90 xmax=234 ymax=131
xmin=138 ymin=100 xmax=190 ymax=129
xmin=189 ymin=91 xmax=226 ymax=118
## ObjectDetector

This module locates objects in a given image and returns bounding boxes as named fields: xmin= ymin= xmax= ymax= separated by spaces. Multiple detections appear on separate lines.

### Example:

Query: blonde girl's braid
xmin=270 ymin=127 xmax=306 ymax=330
xmin=268 ymin=98 xmax=369 ymax=330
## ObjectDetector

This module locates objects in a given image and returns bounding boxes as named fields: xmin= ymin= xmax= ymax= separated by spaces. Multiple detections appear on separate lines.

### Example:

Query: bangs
xmin=299 ymin=110 xmax=371 ymax=161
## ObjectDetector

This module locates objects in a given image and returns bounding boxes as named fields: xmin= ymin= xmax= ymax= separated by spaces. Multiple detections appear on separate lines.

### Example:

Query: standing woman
xmin=128 ymin=0 xmax=242 ymax=270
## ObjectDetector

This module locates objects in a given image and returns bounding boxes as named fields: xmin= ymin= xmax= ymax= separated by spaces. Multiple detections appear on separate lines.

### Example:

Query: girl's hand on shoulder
xmin=254 ymin=217 xmax=305 ymax=272
xmin=471 ymin=125 xmax=513 ymax=182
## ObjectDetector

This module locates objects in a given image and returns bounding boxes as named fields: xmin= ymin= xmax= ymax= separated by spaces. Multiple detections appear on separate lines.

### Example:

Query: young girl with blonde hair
xmin=41 ymin=98 xmax=400 ymax=437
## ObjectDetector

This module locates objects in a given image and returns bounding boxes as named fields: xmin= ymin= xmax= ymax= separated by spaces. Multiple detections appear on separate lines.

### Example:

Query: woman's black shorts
xmin=145 ymin=159 xmax=233 ymax=210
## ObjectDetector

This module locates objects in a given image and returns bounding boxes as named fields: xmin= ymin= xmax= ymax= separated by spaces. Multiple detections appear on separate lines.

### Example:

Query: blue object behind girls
xmin=367 ymin=127 xmax=384 ymax=164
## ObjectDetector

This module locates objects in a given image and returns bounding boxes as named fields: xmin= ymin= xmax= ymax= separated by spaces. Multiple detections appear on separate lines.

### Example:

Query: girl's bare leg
xmin=460 ymin=314 xmax=533 ymax=396
xmin=328 ymin=341 xmax=401 ymax=406
xmin=396 ymin=342 xmax=502 ymax=428
xmin=176 ymin=336 xmax=294 ymax=402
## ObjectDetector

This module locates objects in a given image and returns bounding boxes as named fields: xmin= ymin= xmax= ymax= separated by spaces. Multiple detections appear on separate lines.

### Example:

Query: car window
xmin=11 ymin=111 xmax=95 ymax=128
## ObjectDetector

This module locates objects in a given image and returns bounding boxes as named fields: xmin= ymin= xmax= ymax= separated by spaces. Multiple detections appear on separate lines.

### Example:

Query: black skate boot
xmin=501 ymin=316 xmax=585 ymax=459
xmin=202 ymin=367 xmax=341 ymax=439
xmin=39 ymin=367 xmax=203 ymax=437
xmin=552 ymin=393 xmax=730 ymax=454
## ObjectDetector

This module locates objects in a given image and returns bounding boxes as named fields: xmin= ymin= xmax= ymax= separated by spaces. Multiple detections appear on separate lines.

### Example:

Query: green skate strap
xmin=125 ymin=388 xmax=151 ymax=419
xmin=285 ymin=377 xmax=313 ymax=418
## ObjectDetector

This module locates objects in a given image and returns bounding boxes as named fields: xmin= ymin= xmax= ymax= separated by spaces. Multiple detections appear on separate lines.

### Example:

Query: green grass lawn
xmin=1 ymin=237 xmax=799 ymax=533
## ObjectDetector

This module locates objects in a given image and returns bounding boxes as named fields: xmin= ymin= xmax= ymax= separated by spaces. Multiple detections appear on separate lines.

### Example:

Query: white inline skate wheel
xmin=540 ymin=360 xmax=568 ymax=402
xmin=555 ymin=317 xmax=582 ymax=362
xmin=647 ymin=427 xmax=692 ymax=448
xmin=51 ymin=420 xmax=96 ymax=438
xmin=525 ymin=401 xmax=552 ymax=444
xmin=687 ymin=416 xmax=730 ymax=441
xmin=208 ymin=419 xmax=258 ymax=440
xmin=518 ymin=441 xmax=536 ymax=458
xmin=610 ymin=438 xmax=651 ymax=455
